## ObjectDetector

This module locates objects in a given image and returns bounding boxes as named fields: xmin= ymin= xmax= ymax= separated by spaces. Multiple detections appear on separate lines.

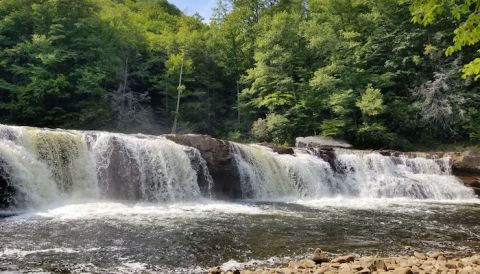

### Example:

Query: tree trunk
xmin=171 ymin=53 xmax=185 ymax=134
xmin=237 ymin=80 xmax=241 ymax=124
xmin=118 ymin=57 xmax=128 ymax=128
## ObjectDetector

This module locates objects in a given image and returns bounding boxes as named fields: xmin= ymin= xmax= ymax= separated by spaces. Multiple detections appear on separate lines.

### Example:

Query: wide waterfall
xmin=231 ymin=143 xmax=475 ymax=200
xmin=0 ymin=126 xmax=479 ymax=274
xmin=0 ymin=125 xmax=212 ymax=209
xmin=0 ymin=124 xmax=476 ymax=210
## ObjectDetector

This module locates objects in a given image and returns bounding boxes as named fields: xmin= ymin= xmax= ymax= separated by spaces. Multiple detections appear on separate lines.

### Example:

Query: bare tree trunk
xmin=118 ymin=57 xmax=128 ymax=128
xmin=165 ymin=78 xmax=168 ymax=113
xmin=171 ymin=53 xmax=185 ymax=134
xmin=237 ymin=80 xmax=241 ymax=124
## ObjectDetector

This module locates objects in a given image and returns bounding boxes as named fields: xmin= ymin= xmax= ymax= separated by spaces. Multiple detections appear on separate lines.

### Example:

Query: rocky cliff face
xmin=163 ymin=134 xmax=242 ymax=199
xmin=451 ymin=151 xmax=480 ymax=196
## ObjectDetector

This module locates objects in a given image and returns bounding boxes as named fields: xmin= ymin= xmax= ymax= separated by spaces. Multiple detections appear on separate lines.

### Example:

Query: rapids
xmin=0 ymin=125 xmax=478 ymax=273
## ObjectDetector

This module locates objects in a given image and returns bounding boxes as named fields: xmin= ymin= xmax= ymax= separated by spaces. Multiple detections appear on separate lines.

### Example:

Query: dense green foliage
xmin=0 ymin=0 xmax=479 ymax=149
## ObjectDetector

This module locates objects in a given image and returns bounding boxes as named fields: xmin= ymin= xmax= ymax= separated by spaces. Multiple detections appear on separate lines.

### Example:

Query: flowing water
xmin=0 ymin=126 xmax=478 ymax=273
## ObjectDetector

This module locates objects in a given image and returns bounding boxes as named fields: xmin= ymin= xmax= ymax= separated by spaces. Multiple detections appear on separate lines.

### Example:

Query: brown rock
xmin=430 ymin=253 xmax=443 ymax=259
xmin=411 ymin=265 xmax=421 ymax=274
xmin=355 ymin=269 xmax=371 ymax=274
xmin=330 ymin=263 xmax=341 ymax=268
xmin=452 ymin=151 xmax=480 ymax=174
xmin=300 ymin=259 xmax=317 ymax=268
xmin=414 ymin=252 xmax=427 ymax=260
xmin=351 ymin=265 xmax=364 ymax=271
xmin=313 ymin=249 xmax=330 ymax=263
xmin=394 ymin=268 xmax=413 ymax=274
xmin=386 ymin=264 xmax=396 ymax=271
xmin=338 ymin=270 xmax=355 ymax=274
xmin=332 ymin=255 xmax=356 ymax=264
xmin=210 ymin=267 xmax=223 ymax=274
xmin=421 ymin=266 xmax=434 ymax=272
xmin=314 ymin=267 xmax=328 ymax=274
xmin=438 ymin=256 xmax=447 ymax=262
xmin=445 ymin=262 xmax=458 ymax=269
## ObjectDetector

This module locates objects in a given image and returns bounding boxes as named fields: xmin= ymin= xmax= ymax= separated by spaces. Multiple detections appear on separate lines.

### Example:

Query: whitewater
xmin=0 ymin=125 xmax=478 ymax=273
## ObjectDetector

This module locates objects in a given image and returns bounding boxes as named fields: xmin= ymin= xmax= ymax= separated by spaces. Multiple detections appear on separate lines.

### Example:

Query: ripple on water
xmin=0 ymin=199 xmax=480 ymax=273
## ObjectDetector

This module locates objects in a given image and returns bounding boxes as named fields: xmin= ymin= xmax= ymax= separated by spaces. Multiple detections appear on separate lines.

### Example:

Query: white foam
xmin=220 ymin=256 xmax=286 ymax=271
xmin=10 ymin=200 xmax=279 ymax=223
xmin=294 ymin=197 xmax=480 ymax=211
xmin=0 ymin=247 xmax=94 ymax=257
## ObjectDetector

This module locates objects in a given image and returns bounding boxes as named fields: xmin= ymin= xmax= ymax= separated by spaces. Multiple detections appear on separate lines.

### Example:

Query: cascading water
xmin=231 ymin=143 xmax=339 ymax=199
xmin=230 ymin=143 xmax=475 ymax=200
xmin=0 ymin=125 xmax=213 ymax=209
xmin=1 ymin=128 xmax=479 ymax=274
xmin=333 ymin=149 xmax=473 ymax=199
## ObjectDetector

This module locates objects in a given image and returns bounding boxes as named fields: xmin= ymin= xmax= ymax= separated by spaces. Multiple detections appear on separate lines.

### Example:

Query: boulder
xmin=394 ymin=268 xmax=413 ymax=274
xmin=331 ymin=255 xmax=356 ymax=264
xmin=299 ymin=259 xmax=317 ymax=268
xmin=313 ymin=249 xmax=330 ymax=263
xmin=164 ymin=134 xmax=242 ymax=199
xmin=452 ymin=151 xmax=480 ymax=175
xmin=414 ymin=252 xmax=427 ymax=260
xmin=210 ymin=266 xmax=223 ymax=274
xmin=430 ymin=252 xmax=443 ymax=259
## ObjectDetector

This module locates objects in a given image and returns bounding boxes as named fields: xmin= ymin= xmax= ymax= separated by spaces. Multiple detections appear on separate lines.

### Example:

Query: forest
xmin=0 ymin=0 xmax=479 ymax=150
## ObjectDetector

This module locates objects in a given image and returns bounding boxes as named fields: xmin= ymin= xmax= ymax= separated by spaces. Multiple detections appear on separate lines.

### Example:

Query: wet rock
xmin=96 ymin=136 xmax=142 ymax=200
xmin=0 ymin=157 xmax=16 ymax=209
xmin=164 ymin=134 xmax=242 ymax=199
xmin=313 ymin=249 xmax=330 ymax=263
xmin=260 ymin=143 xmax=294 ymax=155
xmin=210 ymin=266 xmax=223 ymax=274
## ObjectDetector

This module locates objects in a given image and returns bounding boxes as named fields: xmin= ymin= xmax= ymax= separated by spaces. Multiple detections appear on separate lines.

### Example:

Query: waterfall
xmin=231 ymin=143 xmax=475 ymax=200
xmin=231 ymin=144 xmax=341 ymax=199
xmin=0 ymin=125 xmax=213 ymax=209
xmin=0 ymin=124 xmax=476 ymax=209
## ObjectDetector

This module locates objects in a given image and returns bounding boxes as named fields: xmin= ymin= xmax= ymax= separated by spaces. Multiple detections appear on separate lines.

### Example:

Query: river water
xmin=0 ymin=125 xmax=478 ymax=273
xmin=1 ymin=198 xmax=480 ymax=273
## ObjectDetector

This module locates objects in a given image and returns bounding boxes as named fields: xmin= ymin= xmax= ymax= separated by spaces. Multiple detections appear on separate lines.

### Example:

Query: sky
xmin=169 ymin=0 xmax=217 ymax=22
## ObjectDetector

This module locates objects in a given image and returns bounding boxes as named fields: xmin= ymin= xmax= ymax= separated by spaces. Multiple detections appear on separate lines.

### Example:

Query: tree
xmin=411 ymin=0 xmax=480 ymax=79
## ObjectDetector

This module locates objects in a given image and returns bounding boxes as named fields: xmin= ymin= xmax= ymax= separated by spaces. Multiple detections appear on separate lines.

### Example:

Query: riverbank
xmin=209 ymin=250 xmax=480 ymax=274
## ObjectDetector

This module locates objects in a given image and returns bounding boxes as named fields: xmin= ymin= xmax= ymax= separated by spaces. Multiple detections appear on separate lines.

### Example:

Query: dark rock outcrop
xmin=0 ymin=157 xmax=16 ymax=209
xmin=451 ymin=151 xmax=480 ymax=196
xmin=164 ymin=134 xmax=242 ymax=199
xmin=95 ymin=135 xmax=142 ymax=201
